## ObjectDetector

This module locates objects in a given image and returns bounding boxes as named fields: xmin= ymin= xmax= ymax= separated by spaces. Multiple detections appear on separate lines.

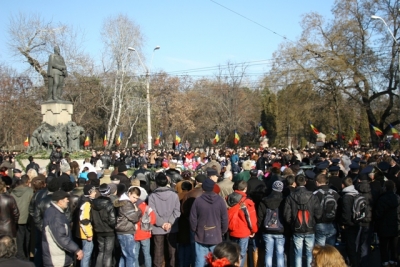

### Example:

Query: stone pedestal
xmin=41 ymin=102 xmax=73 ymax=126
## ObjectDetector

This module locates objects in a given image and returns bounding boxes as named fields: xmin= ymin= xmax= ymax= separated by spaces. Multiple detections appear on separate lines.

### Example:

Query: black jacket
xmin=355 ymin=180 xmax=373 ymax=226
xmin=114 ymin=173 xmax=131 ymax=190
xmin=257 ymin=191 xmax=285 ymax=234
xmin=0 ymin=193 xmax=19 ymax=237
xmin=313 ymin=185 xmax=340 ymax=224
xmin=338 ymin=185 xmax=359 ymax=227
xmin=49 ymin=150 xmax=63 ymax=164
xmin=328 ymin=175 xmax=342 ymax=193
xmin=91 ymin=196 xmax=116 ymax=236
xmin=33 ymin=193 xmax=72 ymax=230
xmin=256 ymin=157 xmax=266 ymax=172
xmin=26 ymin=162 xmax=39 ymax=173
xmin=283 ymin=186 xmax=322 ymax=234
xmin=100 ymin=154 xmax=112 ymax=169
xmin=246 ymin=177 xmax=266 ymax=207
xmin=165 ymin=169 xmax=182 ymax=186
xmin=114 ymin=196 xmax=142 ymax=234
xmin=375 ymin=191 xmax=400 ymax=237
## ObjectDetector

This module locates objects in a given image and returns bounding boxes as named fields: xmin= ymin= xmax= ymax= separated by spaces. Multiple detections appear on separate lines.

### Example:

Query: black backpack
xmin=263 ymin=207 xmax=283 ymax=232
xmin=316 ymin=189 xmax=337 ymax=222
xmin=351 ymin=194 xmax=369 ymax=222
xmin=292 ymin=195 xmax=313 ymax=232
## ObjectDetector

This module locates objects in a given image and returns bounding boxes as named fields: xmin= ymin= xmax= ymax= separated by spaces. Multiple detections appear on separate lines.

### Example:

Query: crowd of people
xmin=0 ymin=145 xmax=399 ymax=267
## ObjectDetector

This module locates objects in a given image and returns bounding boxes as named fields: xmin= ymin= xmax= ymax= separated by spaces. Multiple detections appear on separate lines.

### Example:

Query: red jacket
xmin=228 ymin=191 xmax=258 ymax=238
xmin=134 ymin=201 xmax=156 ymax=241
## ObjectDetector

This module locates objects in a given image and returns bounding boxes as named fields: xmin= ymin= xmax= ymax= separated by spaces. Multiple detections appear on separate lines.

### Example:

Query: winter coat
xmin=246 ymin=177 xmax=267 ymax=207
xmin=148 ymin=186 xmax=181 ymax=235
xmin=114 ymin=194 xmax=142 ymax=235
xmin=234 ymin=170 xmax=250 ymax=183
xmin=217 ymin=179 xmax=234 ymax=200
xmin=256 ymin=157 xmax=266 ymax=172
xmin=114 ymin=173 xmax=131 ymax=190
xmin=76 ymin=196 xmax=93 ymax=240
xmin=375 ymin=191 xmax=400 ymax=237
xmin=227 ymin=191 xmax=258 ymax=238
xmin=338 ymin=185 xmax=359 ymax=227
xmin=355 ymin=181 xmax=373 ymax=226
xmin=42 ymin=203 xmax=79 ymax=267
xmin=283 ymin=186 xmax=322 ymax=234
xmin=100 ymin=154 xmax=111 ymax=169
xmin=190 ymin=191 xmax=228 ymax=245
xmin=257 ymin=191 xmax=285 ymax=234
xmin=0 ymin=192 xmax=19 ymax=237
xmin=10 ymin=185 xmax=33 ymax=224
xmin=91 ymin=196 xmax=116 ymax=236
xmin=313 ymin=185 xmax=340 ymax=224
xmin=135 ymin=199 xmax=156 ymax=241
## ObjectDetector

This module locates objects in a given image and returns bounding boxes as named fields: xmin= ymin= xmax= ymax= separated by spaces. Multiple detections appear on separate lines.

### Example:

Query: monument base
xmin=41 ymin=102 xmax=73 ymax=126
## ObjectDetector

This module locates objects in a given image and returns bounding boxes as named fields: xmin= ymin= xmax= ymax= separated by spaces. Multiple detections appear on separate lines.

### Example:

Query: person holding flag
xmin=259 ymin=123 xmax=267 ymax=137
xmin=154 ymin=131 xmax=162 ymax=146
xmin=213 ymin=131 xmax=220 ymax=145
xmin=234 ymin=130 xmax=240 ymax=145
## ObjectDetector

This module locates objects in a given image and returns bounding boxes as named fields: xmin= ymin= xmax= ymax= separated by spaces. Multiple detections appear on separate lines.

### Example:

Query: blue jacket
xmin=190 ymin=191 xmax=228 ymax=245
xmin=42 ymin=203 xmax=80 ymax=267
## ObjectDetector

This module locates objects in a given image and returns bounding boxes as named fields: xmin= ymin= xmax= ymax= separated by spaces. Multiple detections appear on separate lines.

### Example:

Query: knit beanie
xmin=272 ymin=180 xmax=284 ymax=192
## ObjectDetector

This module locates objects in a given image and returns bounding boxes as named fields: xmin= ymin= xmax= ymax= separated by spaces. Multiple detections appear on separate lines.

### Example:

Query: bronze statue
xmin=47 ymin=46 xmax=68 ymax=101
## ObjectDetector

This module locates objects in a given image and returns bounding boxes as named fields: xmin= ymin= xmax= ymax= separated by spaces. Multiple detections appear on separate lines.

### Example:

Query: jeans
xmin=190 ymin=230 xmax=196 ymax=267
xmin=16 ymin=224 xmax=30 ymax=260
xmin=357 ymin=225 xmax=373 ymax=267
xmin=315 ymin=223 xmax=336 ymax=246
xmin=135 ymin=239 xmax=151 ymax=267
xmin=263 ymin=234 xmax=285 ymax=267
xmin=231 ymin=237 xmax=249 ymax=267
xmin=81 ymin=239 xmax=94 ymax=267
xmin=96 ymin=235 xmax=115 ymax=267
xmin=34 ymin=229 xmax=43 ymax=267
xmin=195 ymin=242 xmax=216 ymax=267
xmin=293 ymin=233 xmax=314 ymax=267
xmin=118 ymin=234 xmax=136 ymax=267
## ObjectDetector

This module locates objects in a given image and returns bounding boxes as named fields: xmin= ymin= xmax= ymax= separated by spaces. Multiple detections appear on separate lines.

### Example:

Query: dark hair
xmin=181 ymin=181 xmax=193 ymax=191
xmin=117 ymin=184 xmax=126 ymax=197
xmin=127 ymin=186 xmax=141 ymax=196
xmin=61 ymin=181 xmax=74 ymax=192
xmin=77 ymin=178 xmax=87 ymax=186
xmin=15 ymin=175 xmax=30 ymax=187
xmin=233 ymin=180 xmax=247 ymax=191
xmin=155 ymin=172 xmax=168 ymax=187
xmin=0 ymin=234 xmax=17 ymax=258
xmin=286 ymin=175 xmax=295 ymax=186
xmin=207 ymin=241 xmax=240 ymax=267
xmin=384 ymin=180 xmax=396 ymax=192
xmin=295 ymin=175 xmax=306 ymax=186
xmin=31 ymin=179 xmax=46 ymax=192
xmin=47 ymin=178 xmax=61 ymax=192
xmin=316 ymin=174 xmax=327 ymax=185
xmin=28 ymin=156 xmax=34 ymax=162
xmin=343 ymin=177 xmax=353 ymax=187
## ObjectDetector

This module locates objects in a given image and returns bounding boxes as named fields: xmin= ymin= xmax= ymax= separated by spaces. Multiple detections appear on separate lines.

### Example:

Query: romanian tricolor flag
xmin=390 ymin=124 xmax=400 ymax=139
xmin=154 ymin=131 xmax=162 ymax=146
xmin=23 ymin=136 xmax=29 ymax=147
xmin=213 ymin=131 xmax=220 ymax=145
xmin=103 ymin=132 xmax=108 ymax=147
xmin=83 ymin=135 xmax=90 ymax=147
xmin=310 ymin=122 xmax=320 ymax=134
xmin=234 ymin=130 xmax=240 ymax=145
xmin=175 ymin=131 xmax=181 ymax=146
xmin=371 ymin=125 xmax=383 ymax=136
xmin=352 ymin=127 xmax=361 ymax=141
xmin=116 ymin=132 xmax=122 ymax=146
xmin=259 ymin=123 xmax=267 ymax=137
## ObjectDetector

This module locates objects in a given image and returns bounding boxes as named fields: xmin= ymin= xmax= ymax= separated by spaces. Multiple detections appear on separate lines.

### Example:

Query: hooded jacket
xmin=190 ymin=191 xmax=228 ymax=245
xmin=375 ymin=191 xmax=400 ymax=237
xmin=92 ymin=196 xmax=116 ymax=236
xmin=355 ymin=180 xmax=373 ymax=226
xmin=313 ymin=185 xmax=340 ymax=224
xmin=227 ymin=190 xmax=258 ymax=238
xmin=283 ymin=186 xmax=322 ymax=234
xmin=257 ymin=191 xmax=285 ymax=234
xmin=134 ymin=199 xmax=156 ymax=241
xmin=148 ymin=186 xmax=181 ymax=235
xmin=10 ymin=185 xmax=33 ymax=224
xmin=338 ymin=185 xmax=359 ymax=226
xmin=114 ymin=194 xmax=142 ymax=235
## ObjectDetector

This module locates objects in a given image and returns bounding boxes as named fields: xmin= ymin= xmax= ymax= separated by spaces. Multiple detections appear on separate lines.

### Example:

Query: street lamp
xmin=128 ymin=46 xmax=160 ymax=150
xmin=371 ymin=15 xmax=399 ymax=76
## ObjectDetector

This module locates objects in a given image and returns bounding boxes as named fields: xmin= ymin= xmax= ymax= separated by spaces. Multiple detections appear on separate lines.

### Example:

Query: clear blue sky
xmin=0 ymin=0 xmax=334 ymax=82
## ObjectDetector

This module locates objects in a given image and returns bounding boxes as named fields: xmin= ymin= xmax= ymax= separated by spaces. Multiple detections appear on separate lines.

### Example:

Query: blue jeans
xmin=231 ymin=237 xmax=249 ymax=267
xmin=263 ymin=234 xmax=285 ymax=267
xmin=118 ymin=234 xmax=136 ymax=267
xmin=135 ymin=239 xmax=151 ymax=267
xmin=81 ymin=239 xmax=94 ymax=267
xmin=293 ymin=233 xmax=314 ymax=267
xmin=195 ymin=242 xmax=216 ymax=267
xmin=315 ymin=223 xmax=336 ymax=246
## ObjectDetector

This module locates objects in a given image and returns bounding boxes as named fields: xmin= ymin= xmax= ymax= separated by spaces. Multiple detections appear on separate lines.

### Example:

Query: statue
xmin=47 ymin=46 xmax=68 ymax=101
xmin=66 ymin=121 xmax=84 ymax=152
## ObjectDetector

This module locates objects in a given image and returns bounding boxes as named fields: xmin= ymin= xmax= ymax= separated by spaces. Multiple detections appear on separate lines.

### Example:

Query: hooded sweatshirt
xmin=257 ymin=191 xmax=284 ymax=234
xmin=375 ymin=191 xmax=400 ymax=237
xmin=190 ymin=191 xmax=228 ymax=245
xmin=339 ymin=185 xmax=359 ymax=226
xmin=11 ymin=185 xmax=33 ymax=224
xmin=148 ymin=186 xmax=181 ymax=235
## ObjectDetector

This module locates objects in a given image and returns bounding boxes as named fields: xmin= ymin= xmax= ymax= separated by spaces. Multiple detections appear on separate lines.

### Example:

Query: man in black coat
xmin=0 ymin=235 xmax=34 ymax=267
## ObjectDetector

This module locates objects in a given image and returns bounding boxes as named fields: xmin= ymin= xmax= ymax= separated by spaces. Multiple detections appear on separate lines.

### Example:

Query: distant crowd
xmin=0 ymin=146 xmax=399 ymax=267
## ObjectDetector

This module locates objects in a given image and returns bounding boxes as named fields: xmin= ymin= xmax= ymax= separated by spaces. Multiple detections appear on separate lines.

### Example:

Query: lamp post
xmin=371 ymin=15 xmax=399 ymax=75
xmin=128 ymin=46 xmax=160 ymax=150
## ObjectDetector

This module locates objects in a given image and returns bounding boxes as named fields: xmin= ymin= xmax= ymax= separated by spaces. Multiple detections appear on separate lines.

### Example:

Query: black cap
xmin=206 ymin=168 xmax=218 ymax=177
xmin=378 ymin=161 xmax=390 ymax=171
xmin=118 ymin=165 xmax=128 ymax=173
xmin=83 ymin=185 xmax=96 ymax=196
xmin=13 ymin=169 xmax=22 ymax=174
xmin=352 ymin=157 xmax=361 ymax=163
xmin=328 ymin=165 xmax=340 ymax=172
xmin=360 ymin=165 xmax=374 ymax=174
xmin=349 ymin=163 xmax=360 ymax=170
xmin=305 ymin=170 xmax=316 ymax=180
xmin=195 ymin=174 xmax=206 ymax=183
xmin=316 ymin=162 xmax=329 ymax=170
xmin=51 ymin=190 xmax=70 ymax=202
xmin=331 ymin=158 xmax=340 ymax=164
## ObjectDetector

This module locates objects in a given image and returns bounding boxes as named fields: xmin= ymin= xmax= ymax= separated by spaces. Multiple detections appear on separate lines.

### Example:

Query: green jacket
xmin=234 ymin=170 xmax=251 ymax=182
xmin=11 ymin=186 xmax=34 ymax=224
